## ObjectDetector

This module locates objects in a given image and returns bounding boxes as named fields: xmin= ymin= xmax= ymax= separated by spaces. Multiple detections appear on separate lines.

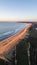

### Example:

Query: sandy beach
xmin=0 ymin=23 xmax=32 ymax=61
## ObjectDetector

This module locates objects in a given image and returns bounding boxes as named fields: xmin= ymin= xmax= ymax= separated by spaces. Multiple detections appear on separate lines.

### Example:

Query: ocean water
xmin=0 ymin=22 xmax=28 ymax=40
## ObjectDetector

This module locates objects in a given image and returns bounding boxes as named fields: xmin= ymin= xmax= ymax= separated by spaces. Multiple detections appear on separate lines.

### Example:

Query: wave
xmin=0 ymin=29 xmax=20 ymax=41
xmin=3 ymin=31 xmax=14 ymax=35
xmin=0 ymin=31 xmax=14 ymax=41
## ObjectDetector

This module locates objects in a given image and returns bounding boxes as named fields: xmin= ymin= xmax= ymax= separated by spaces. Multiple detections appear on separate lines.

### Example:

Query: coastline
xmin=0 ymin=23 xmax=29 ymax=41
xmin=0 ymin=22 xmax=27 ymax=41
xmin=0 ymin=23 xmax=32 ymax=42
xmin=0 ymin=23 xmax=32 ymax=61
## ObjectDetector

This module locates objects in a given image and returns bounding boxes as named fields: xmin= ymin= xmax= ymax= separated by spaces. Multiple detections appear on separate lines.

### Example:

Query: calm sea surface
xmin=0 ymin=22 xmax=28 ymax=40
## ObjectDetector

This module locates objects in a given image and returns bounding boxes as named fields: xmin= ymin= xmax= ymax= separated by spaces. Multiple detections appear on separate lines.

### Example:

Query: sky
xmin=0 ymin=0 xmax=37 ymax=21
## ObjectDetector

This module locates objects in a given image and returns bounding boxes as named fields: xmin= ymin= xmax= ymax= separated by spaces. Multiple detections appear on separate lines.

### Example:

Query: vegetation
xmin=16 ymin=38 xmax=29 ymax=65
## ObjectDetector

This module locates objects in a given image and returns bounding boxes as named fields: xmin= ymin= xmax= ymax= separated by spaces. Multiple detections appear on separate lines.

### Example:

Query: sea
xmin=0 ymin=22 xmax=28 ymax=40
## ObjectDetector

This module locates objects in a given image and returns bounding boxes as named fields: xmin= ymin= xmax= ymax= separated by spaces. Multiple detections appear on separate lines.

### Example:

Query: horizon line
xmin=0 ymin=20 xmax=37 ymax=22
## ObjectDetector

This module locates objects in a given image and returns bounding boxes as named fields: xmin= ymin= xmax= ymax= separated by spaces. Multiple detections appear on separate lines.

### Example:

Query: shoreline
xmin=0 ymin=23 xmax=32 ymax=61
xmin=0 ymin=23 xmax=30 ymax=41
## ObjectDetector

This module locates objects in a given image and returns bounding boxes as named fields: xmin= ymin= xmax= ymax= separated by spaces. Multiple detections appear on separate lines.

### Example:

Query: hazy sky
xmin=0 ymin=0 xmax=37 ymax=21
